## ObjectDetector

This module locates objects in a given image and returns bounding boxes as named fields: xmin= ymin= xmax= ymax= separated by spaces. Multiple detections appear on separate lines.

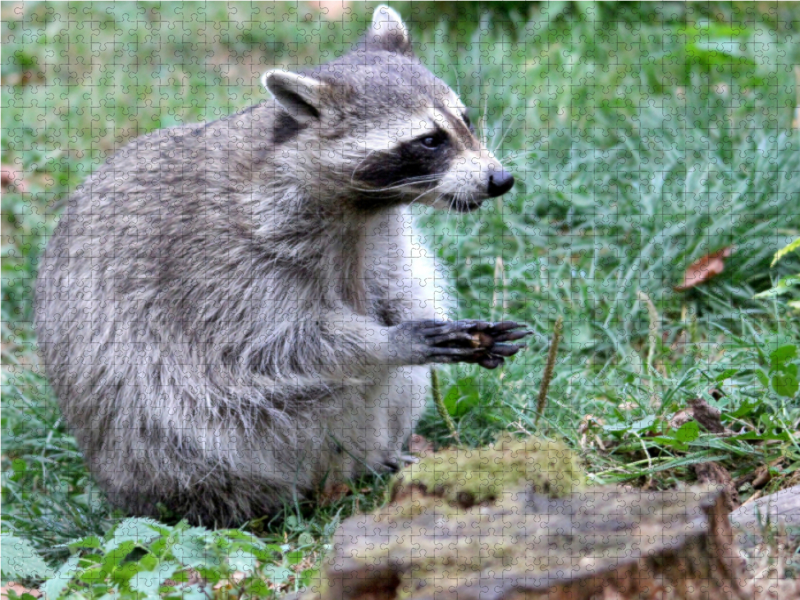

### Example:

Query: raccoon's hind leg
xmin=381 ymin=365 xmax=429 ymax=471
xmin=331 ymin=365 xmax=426 ymax=477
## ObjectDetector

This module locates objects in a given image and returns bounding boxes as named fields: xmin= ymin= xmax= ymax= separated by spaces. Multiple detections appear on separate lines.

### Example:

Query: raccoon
xmin=34 ymin=6 xmax=528 ymax=526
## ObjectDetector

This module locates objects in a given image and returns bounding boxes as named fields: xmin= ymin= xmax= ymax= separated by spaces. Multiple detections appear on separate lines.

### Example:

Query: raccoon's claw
xmin=491 ymin=330 xmax=531 ymax=343
xmin=380 ymin=459 xmax=402 ymax=473
xmin=420 ymin=319 xmax=531 ymax=369
xmin=478 ymin=355 xmax=505 ymax=369
xmin=488 ymin=343 xmax=526 ymax=357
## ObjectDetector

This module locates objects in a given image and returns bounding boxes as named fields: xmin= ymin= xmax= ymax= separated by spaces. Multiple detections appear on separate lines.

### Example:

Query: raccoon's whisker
xmin=428 ymin=184 xmax=451 ymax=209
xmin=346 ymin=174 xmax=445 ymax=195
xmin=346 ymin=181 xmax=440 ymax=195
xmin=443 ymin=192 xmax=452 ymax=215
xmin=491 ymin=118 xmax=514 ymax=155
xmin=349 ymin=162 xmax=442 ymax=188
xmin=480 ymin=93 xmax=489 ymax=148
xmin=438 ymin=186 xmax=457 ymax=216
xmin=457 ymin=189 xmax=475 ymax=215
xmin=375 ymin=175 xmax=443 ymax=189
xmin=381 ymin=173 xmax=445 ymax=186
xmin=408 ymin=191 xmax=429 ymax=207
xmin=488 ymin=100 xmax=521 ymax=155
xmin=447 ymin=192 xmax=458 ymax=217
xmin=457 ymin=189 xmax=469 ymax=214
xmin=408 ymin=182 xmax=443 ymax=207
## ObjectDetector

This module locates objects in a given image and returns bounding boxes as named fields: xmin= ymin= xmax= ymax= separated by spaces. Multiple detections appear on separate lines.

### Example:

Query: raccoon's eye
xmin=419 ymin=131 xmax=447 ymax=149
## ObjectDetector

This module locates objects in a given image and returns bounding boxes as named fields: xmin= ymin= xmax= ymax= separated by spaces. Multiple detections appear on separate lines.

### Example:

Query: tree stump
xmin=730 ymin=483 xmax=800 ymax=546
xmin=291 ymin=437 xmax=745 ymax=600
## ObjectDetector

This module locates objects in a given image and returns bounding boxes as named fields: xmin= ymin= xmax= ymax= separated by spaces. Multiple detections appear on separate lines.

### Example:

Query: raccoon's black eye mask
xmin=353 ymin=127 xmax=454 ymax=191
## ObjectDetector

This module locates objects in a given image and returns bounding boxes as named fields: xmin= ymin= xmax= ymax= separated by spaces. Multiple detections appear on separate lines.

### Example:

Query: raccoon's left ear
xmin=261 ymin=70 xmax=327 ymax=124
xmin=366 ymin=5 xmax=413 ymax=57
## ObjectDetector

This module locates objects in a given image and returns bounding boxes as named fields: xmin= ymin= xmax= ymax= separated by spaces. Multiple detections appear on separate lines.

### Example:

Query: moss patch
xmin=392 ymin=435 xmax=586 ymax=508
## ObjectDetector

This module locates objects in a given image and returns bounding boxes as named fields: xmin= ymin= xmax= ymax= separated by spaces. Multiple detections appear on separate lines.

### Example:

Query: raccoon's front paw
xmin=397 ymin=319 xmax=531 ymax=369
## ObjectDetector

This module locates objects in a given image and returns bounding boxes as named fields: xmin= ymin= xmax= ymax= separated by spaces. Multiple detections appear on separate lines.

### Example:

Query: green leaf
xmin=77 ymin=565 xmax=105 ymax=585
xmin=101 ymin=540 xmax=136 ymax=573
xmin=602 ymin=415 xmax=658 ymax=437
xmin=772 ymin=367 xmax=799 ymax=398
xmin=714 ymin=368 xmax=739 ymax=382
xmin=625 ymin=452 xmax=730 ymax=476
xmin=130 ymin=562 xmax=179 ymax=598
xmin=770 ymin=345 xmax=797 ymax=370
xmin=754 ymin=275 xmax=800 ymax=298
xmin=630 ymin=415 xmax=657 ymax=433
xmin=195 ymin=566 xmax=223 ymax=585
xmin=68 ymin=536 xmax=102 ymax=551
xmin=771 ymin=345 xmax=798 ymax=366
xmin=756 ymin=369 xmax=770 ymax=390
xmin=730 ymin=398 xmax=760 ymax=419
xmin=217 ymin=529 xmax=257 ymax=544
xmin=10 ymin=458 xmax=26 ymax=476
xmin=771 ymin=237 xmax=800 ymax=267
xmin=227 ymin=549 xmax=257 ymax=573
xmin=734 ymin=430 xmax=793 ymax=442
xmin=5 ymin=592 xmax=41 ymax=600
xmin=674 ymin=421 xmax=700 ymax=443
xmin=733 ymin=413 xmax=795 ymax=442
xmin=243 ymin=579 xmax=272 ymax=596
xmin=297 ymin=532 xmax=315 ymax=547
xmin=299 ymin=566 xmax=320 ymax=588
xmin=104 ymin=518 xmax=162 ymax=553
xmin=1 ymin=534 xmax=52 ymax=582
xmin=111 ymin=552 xmax=157 ymax=585
xmin=443 ymin=377 xmax=481 ymax=418
xmin=284 ymin=549 xmax=306 ymax=567
xmin=650 ymin=420 xmax=701 ymax=450
xmin=172 ymin=537 xmax=211 ymax=569
xmin=648 ymin=436 xmax=686 ymax=450
xmin=41 ymin=556 xmax=80 ymax=600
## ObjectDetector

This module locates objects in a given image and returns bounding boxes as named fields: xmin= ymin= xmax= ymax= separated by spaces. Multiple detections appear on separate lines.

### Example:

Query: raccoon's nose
xmin=487 ymin=169 xmax=515 ymax=197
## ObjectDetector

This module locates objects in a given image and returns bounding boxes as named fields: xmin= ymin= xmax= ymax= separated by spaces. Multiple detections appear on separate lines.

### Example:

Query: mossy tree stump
xmin=293 ymin=437 xmax=745 ymax=600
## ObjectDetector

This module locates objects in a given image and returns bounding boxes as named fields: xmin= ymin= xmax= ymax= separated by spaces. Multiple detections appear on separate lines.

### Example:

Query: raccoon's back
xmin=34 ymin=115 xmax=273 ymax=402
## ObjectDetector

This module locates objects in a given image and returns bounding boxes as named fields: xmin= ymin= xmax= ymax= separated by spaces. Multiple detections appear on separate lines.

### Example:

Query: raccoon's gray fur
xmin=35 ymin=6 xmax=527 ymax=526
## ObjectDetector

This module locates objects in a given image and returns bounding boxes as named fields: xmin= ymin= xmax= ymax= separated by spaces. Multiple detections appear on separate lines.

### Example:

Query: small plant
xmin=1 ymin=533 xmax=52 ymax=584
xmin=755 ymin=237 xmax=800 ymax=310
xmin=35 ymin=518 xmax=318 ymax=600
xmin=757 ymin=345 xmax=800 ymax=400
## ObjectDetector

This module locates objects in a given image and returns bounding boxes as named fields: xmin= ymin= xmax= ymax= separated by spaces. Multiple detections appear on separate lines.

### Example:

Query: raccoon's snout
xmin=487 ymin=169 xmax=515 ymax=197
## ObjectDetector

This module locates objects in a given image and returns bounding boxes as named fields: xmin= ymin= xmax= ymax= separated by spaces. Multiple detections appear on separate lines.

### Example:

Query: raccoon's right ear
xmin=261 ymin=70 xmax=326 ymax=125
xmin=366 ymin=5 xmax=413 ymax=57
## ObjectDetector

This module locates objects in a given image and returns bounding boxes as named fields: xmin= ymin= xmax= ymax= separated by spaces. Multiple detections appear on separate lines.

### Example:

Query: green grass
xmin=3 ymin=1 xmax=800 ymax=595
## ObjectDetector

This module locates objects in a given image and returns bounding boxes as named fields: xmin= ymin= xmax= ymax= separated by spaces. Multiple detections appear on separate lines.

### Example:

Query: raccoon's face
xmin=263 ymin=5 xmax=514 ymax=213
